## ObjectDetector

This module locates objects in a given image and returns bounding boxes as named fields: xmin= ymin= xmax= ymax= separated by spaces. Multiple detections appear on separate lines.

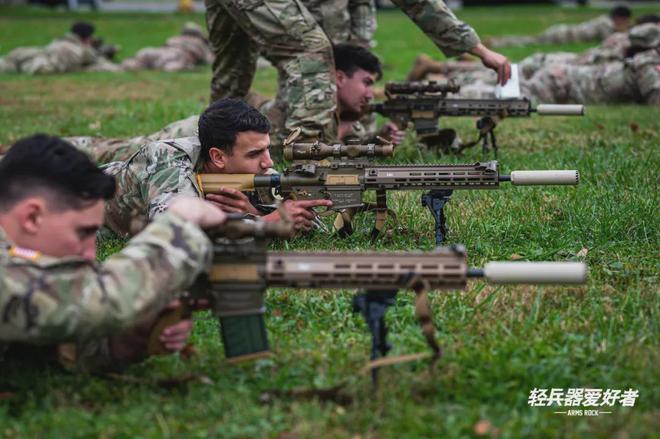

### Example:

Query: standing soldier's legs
xmin=205 ymin=0 xmax=259 ymax=102
xmin=205 ymin=0 xmax=337 ymax=145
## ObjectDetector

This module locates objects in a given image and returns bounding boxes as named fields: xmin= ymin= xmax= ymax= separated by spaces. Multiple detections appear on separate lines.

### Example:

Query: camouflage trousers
xmin=63 ymin=115 xmax=200 ymax=165
xmin=523 ymin=51 xmax=660 ymax=105
xmin=121 ymin=47 xmax=197 ymax=72
xmin=204 ymin=0 xmax=337 ymax=147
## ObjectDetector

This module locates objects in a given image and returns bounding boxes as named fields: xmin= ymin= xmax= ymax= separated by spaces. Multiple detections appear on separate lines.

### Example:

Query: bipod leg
xmin=490 ymin=128 xmax=498 ymax=159
xmin=421 ymin=190 xmax=453 ymax=245
xmin=352 ymin=289 xmax=397 ymax=387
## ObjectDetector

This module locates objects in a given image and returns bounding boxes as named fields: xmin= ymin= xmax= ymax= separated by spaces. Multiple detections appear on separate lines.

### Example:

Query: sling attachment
xmin=409 ymin=277 xmax=442 ymax=368
xmin=462 ymin=116 xmax=499 ymax=158
xmin=332 ymin=198 xmax=397 ymax=240
xmin=356 ymin=276 xmax=441 ymax=385
xmin=370 ymin=189 xmax=391 ymax=241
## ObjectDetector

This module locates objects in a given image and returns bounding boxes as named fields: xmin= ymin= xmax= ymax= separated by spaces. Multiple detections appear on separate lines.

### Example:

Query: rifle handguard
xmin=536 ymin=104 xmax=585 ymax=116
xmin=509 ymin=170 xmax=579 ymax=185
xmin=483 ymin=262 xmax=587 ymax=284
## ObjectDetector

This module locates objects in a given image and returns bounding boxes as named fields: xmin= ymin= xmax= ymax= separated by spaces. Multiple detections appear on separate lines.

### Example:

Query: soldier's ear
xmin=336 ymin=69 xmax=347 ymax=85
xmin=16 ymin=197 xmax=46 ymax=235
xmin=208 ymin=147 xmax=227 ymax=170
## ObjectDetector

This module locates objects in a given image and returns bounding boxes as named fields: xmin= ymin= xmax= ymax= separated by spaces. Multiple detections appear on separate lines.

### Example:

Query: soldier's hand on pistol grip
xmin=263 ymin=199 xmax=333 ymax=232
xmin=157 ymin=300 xmax=194 ymax=352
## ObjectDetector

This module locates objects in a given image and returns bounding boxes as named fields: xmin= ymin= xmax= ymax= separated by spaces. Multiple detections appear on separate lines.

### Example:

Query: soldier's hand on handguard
xmin=167 ymin=196 xmax=228 ymax=228
xmin=379 ymin=122 xmax=405 ymax=145
xmin=470 ymin=43 xmax=511 ymax=85
xmin=264 ymin=199 xmax=333 ymax=232
xmin=204 ymin=187 xmax=261 ymax=216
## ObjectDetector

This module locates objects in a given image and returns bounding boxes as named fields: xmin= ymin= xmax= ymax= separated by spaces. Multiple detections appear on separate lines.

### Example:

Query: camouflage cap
xmin=629 ymin=23 xmax=660 ymax=49
xmin=182 ymin=22 xmax=206 ymax=39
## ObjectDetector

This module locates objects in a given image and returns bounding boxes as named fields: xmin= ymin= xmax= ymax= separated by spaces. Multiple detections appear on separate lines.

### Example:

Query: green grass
xmin=1 ymin=5 xmax=659 ymax=438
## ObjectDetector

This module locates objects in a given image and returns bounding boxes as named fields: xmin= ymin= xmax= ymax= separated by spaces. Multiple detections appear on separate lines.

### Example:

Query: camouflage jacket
xmin=390 ymin=0 xmax=480 ymax=57
xmin=103 ymin=136 xmax=276 ymax=237
xmin=103 ymin=137 xmax=203 ymax=237
xmin=0 ymin=212 xmax=212 ymax=348
xmin=302 ymin=0 xmax=376 ymax=46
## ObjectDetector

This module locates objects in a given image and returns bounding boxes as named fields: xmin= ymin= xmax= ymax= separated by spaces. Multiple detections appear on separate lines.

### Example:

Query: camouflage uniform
xmin=490 ymin=14 xmax=615 ymax=47
xmin=421 ymin=23 xmax=660 ymax=104
xmin=0 ymin=212 xmax=212 ymax=371
xmin=522 ymin=48 xmax=660 ymax=105
xmin=121 ymin=23 xmax=214 ymax=72
xmin=102 ymin=137 xmax=204 ymax=238
xmin=205 ymin=0 xmax=479 ymax=145
xmin=0 ymin=33 xmax=121 ymax=74
xmin=303 ymin=0 xmax=377 ymax=46
xmin=103 ymin=137 xmax=276 ymax=238
xmin=64 ymin=115 xmax=200 ymax=165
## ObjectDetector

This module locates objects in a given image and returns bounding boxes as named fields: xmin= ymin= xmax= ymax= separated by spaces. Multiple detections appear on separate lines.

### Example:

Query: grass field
xmin=1 ymin=4 xmax=659 ymax=438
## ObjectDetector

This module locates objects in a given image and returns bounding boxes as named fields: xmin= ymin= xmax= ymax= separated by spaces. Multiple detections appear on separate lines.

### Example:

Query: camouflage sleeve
xmin=147 ymin=169 xmax=201 ymax=221
xmin=0 ymin=212 xmax=212 ymax=344
xmin=348 ymin=0 xmax=377 ymax=47
xmin=390 ymin=0 xmax=480 ymax=57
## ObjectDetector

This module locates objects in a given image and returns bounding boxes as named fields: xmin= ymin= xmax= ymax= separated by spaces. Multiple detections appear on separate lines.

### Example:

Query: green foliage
xmin=1 ymin=5 xmax=658 ymax=438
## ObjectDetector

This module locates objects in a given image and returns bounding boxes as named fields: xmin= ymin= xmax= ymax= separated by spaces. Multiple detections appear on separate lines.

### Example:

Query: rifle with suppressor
xmin=149 ymin=216 xmax=587 ymax=382
xmin=196 ymin=161 xmax=579 ymax=244
xmin=368 ymin=81 xmax=585 ymax=157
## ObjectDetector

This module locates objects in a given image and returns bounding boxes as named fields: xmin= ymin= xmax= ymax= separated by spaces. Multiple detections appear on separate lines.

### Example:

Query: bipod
xmin=421 ymin=189 xmax=453 ymax=245
xmin=476 ymin=116 xmax=498 ymax=159
xmin=352 ymin=289 xmax=397 ymax=386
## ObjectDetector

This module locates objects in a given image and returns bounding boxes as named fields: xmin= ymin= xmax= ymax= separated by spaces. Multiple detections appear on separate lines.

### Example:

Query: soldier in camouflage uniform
xmin=204 ymin=0 xmax=510 ymax=147
xmin=0 ymin=22 xmax=121 ymax=74
xmin=489 ymin=6 xmax=632 ymax=48
xmin=121 ymin=22 xmax=214 ymax=72
xmin=249 ymin=43 xmax=404 ymax=145
xmin=103 ymin=99 xmax=331 ymax=238
xmin=0 ymin=135 xmax=225 ymax=372
xmin=407 ymin=21 xmax=660 ymax=104
xmin=522 ymin=28 xmax=660 ymax=105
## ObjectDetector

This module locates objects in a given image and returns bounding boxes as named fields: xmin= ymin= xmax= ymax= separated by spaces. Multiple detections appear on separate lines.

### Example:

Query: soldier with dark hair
xmin=103 ymin=99 xmax=331 ymax=237
xmin=0 ymin=134 xmax=226 ymax=372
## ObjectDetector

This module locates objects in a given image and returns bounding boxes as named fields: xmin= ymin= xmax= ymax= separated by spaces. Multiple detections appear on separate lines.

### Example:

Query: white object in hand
xmin=495 ymin=63 xmax=520 ymax=99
